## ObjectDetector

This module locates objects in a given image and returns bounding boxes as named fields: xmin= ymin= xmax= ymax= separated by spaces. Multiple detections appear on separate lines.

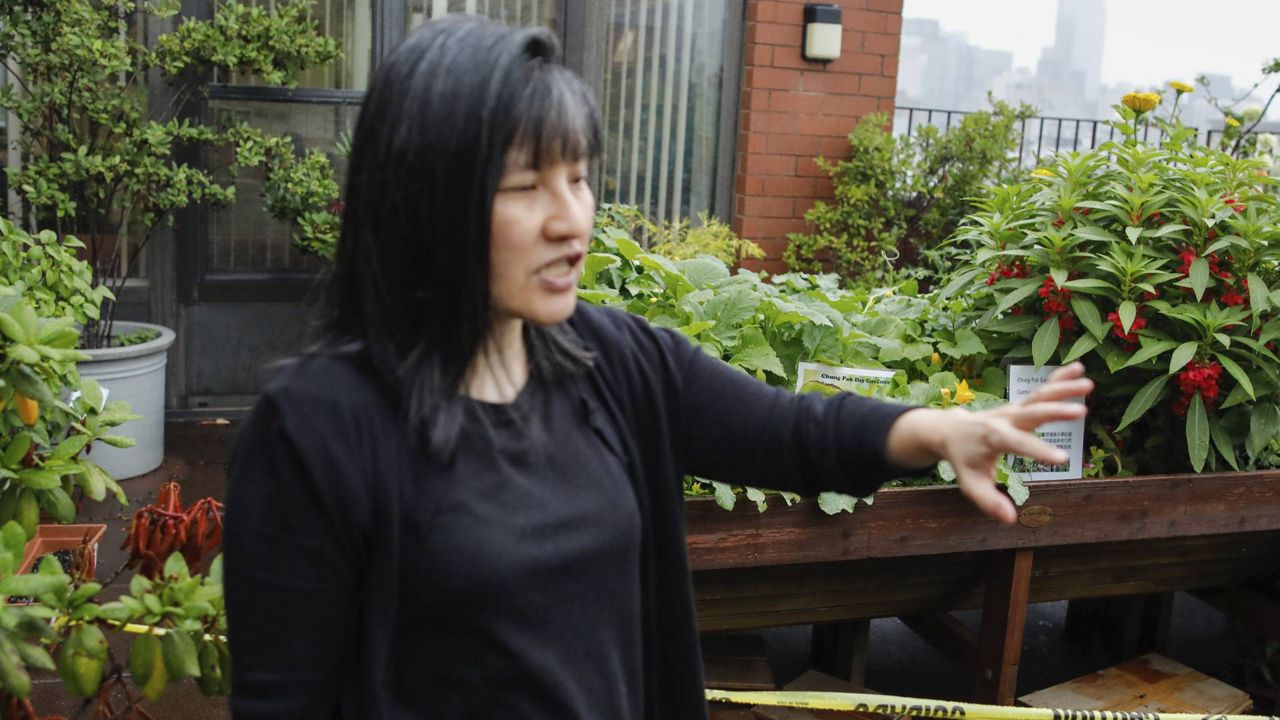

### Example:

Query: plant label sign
xmin=1008 ymin=364 xmax=1084 ymax=480
xmin=795 ymin=362 xmax=897 ymax=398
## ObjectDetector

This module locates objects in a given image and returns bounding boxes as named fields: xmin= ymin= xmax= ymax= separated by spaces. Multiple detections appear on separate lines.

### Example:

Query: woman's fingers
xmin=954 ymin=464 xmax=1017 ymax=524
xmin=1047 ymin=362 xmax=1086 ymax=383
xmin=1002 ymin=401 xmax=1087 ymax=431
xmin=1024 ymin=377 xmax=1094 ymax=404
xmin=990 ymin=420 xmax=1069 ymax=465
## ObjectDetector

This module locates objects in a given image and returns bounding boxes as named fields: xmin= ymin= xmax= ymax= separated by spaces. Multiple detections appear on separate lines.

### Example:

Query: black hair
xmin=315 ymin=15 xmax=600 ymax=456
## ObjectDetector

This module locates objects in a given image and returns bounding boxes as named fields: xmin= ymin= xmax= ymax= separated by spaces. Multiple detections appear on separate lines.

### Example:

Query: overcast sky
xmin=904 ymin=0 xmax=1280 ymax=98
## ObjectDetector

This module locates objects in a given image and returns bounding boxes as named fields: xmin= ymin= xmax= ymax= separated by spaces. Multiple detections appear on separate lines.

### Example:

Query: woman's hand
xmin=885 ymin=362 xmax=1094 ymax=525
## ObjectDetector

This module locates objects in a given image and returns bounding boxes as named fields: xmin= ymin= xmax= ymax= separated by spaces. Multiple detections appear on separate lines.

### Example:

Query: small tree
xmin=0 ymin=0 xmax=344 ymax=347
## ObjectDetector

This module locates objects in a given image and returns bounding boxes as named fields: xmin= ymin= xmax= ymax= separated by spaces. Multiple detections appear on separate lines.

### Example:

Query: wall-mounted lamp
xmin=802 ymin=3 xmax=843 ymax=63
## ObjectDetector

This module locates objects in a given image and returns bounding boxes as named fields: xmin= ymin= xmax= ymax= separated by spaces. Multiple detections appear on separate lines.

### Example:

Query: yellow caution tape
xmin=117 ymin=621 xmax=226 ymax=644
xmin=705 ymin=689 xmax=1279 ymax=720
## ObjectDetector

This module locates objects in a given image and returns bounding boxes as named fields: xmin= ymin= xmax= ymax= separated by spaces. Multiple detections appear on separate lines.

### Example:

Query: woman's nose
xmin=544 ymin=181 xmax=593 ymax=240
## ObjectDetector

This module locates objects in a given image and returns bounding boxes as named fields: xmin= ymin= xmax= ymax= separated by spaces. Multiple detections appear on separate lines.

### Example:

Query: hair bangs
xmin=507 ymin=61 xmax=601 ymax=170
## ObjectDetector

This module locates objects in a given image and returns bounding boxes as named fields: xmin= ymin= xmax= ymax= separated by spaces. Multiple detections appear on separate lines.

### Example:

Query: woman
xmin=223 ymin=15 xmax=1091 ymax=720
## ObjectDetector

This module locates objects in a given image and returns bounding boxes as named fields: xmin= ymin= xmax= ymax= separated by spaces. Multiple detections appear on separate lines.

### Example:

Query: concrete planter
xmin=77 ymin=321 xmax=176 ymax=480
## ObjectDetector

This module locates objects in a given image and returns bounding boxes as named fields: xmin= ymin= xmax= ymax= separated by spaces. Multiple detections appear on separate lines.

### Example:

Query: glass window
xmin=405 ymin=0 xmax=557 ymax=30
xmin=214 ymin=0 xmax=374 ymax=91
xmin=204 ymin=99 xmax=359 ymax=273
xmin=598 ymin=0 xmax=733 ymax=224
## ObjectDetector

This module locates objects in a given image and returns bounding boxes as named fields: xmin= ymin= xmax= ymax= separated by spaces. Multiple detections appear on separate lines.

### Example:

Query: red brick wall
xmin=734 ymin=0 xmax=904 ymax=274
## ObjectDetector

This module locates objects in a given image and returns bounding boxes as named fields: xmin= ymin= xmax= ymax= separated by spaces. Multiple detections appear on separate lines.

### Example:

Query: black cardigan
xmin=224 ymin=302 xmax=913 ymax=719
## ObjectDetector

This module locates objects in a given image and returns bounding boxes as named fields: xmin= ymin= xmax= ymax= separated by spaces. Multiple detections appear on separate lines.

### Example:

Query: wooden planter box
xmin=686 ymin=471 xmax=1280 ymax=703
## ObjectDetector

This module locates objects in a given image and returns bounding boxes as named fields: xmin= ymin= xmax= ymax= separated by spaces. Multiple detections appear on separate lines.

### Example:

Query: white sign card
xmin=795 ymin=361 xmax=897 ymax=398
xmin=1007 ymin=364 xmax=1084 ymax=480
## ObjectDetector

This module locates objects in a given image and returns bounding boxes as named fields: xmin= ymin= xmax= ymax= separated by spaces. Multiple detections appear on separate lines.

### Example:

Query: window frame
xmin=182 ymin=0 xmax=741 ymax=304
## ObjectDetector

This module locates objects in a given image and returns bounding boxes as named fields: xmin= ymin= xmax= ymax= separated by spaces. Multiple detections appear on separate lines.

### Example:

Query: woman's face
xmin=489 ymin=152 xmax=595 ymax=326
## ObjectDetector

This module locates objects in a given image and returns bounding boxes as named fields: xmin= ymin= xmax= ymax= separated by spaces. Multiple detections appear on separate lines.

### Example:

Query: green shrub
xmin=785 ymin=100 xmax=1032 ymax=287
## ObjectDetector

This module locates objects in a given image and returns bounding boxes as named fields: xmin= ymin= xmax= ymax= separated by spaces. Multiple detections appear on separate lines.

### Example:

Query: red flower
xmin=1172 ymin=359 xmax=1223 ymax=417
xmin=1107 ymin=309 xmax=1146 ymax=350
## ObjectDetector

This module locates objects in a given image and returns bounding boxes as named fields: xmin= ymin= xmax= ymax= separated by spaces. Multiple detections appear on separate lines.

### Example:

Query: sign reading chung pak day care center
xmin=795 ymin=362 xmax=897 ymax=398
xmin=1008 ymin=364 xmax=1085 ymax=481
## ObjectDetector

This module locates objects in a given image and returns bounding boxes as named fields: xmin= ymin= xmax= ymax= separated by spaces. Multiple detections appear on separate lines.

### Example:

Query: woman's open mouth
xmin=536 ymin=252 xmax=584 ymax=291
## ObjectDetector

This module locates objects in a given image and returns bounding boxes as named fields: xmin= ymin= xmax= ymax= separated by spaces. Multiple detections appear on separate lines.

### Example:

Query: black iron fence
xmin=893 ymin=106 xmax=1274 ymax=167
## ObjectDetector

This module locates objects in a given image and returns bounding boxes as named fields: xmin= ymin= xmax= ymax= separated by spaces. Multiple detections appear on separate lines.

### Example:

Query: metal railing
xmin=891 ymin=106 xmax=1269 ymax=167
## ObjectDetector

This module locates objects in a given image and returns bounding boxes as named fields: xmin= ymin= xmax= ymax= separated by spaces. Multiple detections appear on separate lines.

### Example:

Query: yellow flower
xmin=940 ymin=388 xmax=952 ymax=403
xmin=954 ymin=379 xmax=976 ymax=405
xmin=1122 ymin=91 xmax=1161 ymax=113
xmin=1226 ymin=117 xmax=1241 ymax=128
xmin=930 ymin=351 xmax=941 ymax=365
xmin=1031 ymin=167 xmax=1055 ymax=178
xmin=1169 ymin=81 xmax=1194 ymax=95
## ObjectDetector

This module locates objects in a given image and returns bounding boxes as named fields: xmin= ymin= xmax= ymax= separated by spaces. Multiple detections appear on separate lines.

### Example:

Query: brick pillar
xmin=734 ymin=0 xmax=903 ymax=275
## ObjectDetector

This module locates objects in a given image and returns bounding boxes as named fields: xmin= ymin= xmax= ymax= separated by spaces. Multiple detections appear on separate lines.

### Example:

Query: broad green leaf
xmin=1071 ymin=296 xmax=1108 ymax=340
xmin=1214 ymin=353 xmax=1254 ymax=400
xmin=1221 ymin=381 xmax=1251 ymax=410
xmin=613 ymin=235 xmax=644 ymax=261
xmin=703 ymin=287 xmax=757 ymax=330
xmin=1209 ymin=420 xmax=1240 ymax=471
xmin=729 ymin=327 xmax=785 ymax=378
xmin=1050 ymin=267 xmax=1068 ymax=289
xmin=1032 ymin=317 xmax=1060 ymax=368
xmin=582 ymin=253 xmax=619 ymax=287
xmin=1124 ymin=226 xmax=1142 ymax=244
xmin=1186 ymin=394 xmax=1209 ymax=473
xmin=1121 ymin=340 xmax=1176 ymax=369
xmin=1169 ymin=342 xmax=1197 ymax=374
xmin=1151 ymin=223 xmax=1190 ymax=237
xmin=710 ymin=481 xmax=735 ymax=511
xmin=1118 ymin=300 xmax=1137 ymax=335
xmin=817 ymin=492 xmax=857 ymax=515
xmin=0 ymin=312 xmax=25 ymax=343
xmin=1073 ymin=226 xmax=1121 ymax=243
xmin=17 ymin=467 xmax=62 ymax=491
xmin=50 ymin=434 xmax=90 ymax=462
xmin=675 ymin=257 xmax=729 ymax=289
xmin=1061 ymin=333 xmax=1099 ymax=364
xmin=1189 ymin=258 xmax=1210 ymax=301
xmin=1116 ymin=374 xmax=1169 ymax=431
xmin=1249 ymin=272 xmax=1271 ymax=322
xmin=1249 ymin=403 xmax=1280 ymax=461
xmin=1060 ymin=278 xmax=1116 ymax=291
xmin=996 ymin=281 xmax=1042 ymax=314
xmin=937 ymin=268 xmax=981 ymax=299
xmin=677 ymin=321 xmax=714 ymax=338
xmin=0 ymin=573 xmax=67 ymax=597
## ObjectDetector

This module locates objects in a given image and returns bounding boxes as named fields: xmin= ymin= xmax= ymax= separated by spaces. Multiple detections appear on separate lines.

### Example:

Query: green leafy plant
xmin=0 ymin=273 xmax=225 ymax=714
xmin=940 ymin=96 xmax=1280 ymax=474
xmin=582 ymin=223 xmax=1024 ymax=512
xmin=0 ymin=0 xmax=343 ymax=347
xmin=593 ymin=203 xmax=764 ymax=266
xmin=785 ymin=99 xmax=1033 ymax=287
xmin=0 ymin=527 xmax=227 ymax=716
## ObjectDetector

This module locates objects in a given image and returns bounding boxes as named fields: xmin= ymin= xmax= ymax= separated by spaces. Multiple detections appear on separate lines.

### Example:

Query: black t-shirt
xmin=391 ymin=378 xmax=642 ymax=718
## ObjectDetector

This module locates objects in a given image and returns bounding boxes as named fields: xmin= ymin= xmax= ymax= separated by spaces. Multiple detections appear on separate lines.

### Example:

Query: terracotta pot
xmin=17 ymin=523 xmax=108 ymax=579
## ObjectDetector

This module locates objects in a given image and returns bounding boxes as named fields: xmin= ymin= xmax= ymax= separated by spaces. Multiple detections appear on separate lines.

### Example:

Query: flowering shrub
xmin=940 ymin=99 xmax=1280 ymax=473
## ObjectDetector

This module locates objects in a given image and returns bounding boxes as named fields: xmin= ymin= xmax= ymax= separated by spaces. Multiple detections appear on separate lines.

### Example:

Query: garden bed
xmin=686 ymin=471 xmax=1280 ymax=702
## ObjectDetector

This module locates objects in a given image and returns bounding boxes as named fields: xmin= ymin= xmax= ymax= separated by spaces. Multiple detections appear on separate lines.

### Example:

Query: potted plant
xmin=1 ymin=267 xmax=226 ymax=717
xmin=0 ymin=0 xmax=344 ymax=477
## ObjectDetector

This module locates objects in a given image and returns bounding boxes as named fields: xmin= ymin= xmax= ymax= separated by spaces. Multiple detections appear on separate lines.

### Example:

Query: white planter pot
xmin=76 ymin=321 xmax=177 ymax=480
